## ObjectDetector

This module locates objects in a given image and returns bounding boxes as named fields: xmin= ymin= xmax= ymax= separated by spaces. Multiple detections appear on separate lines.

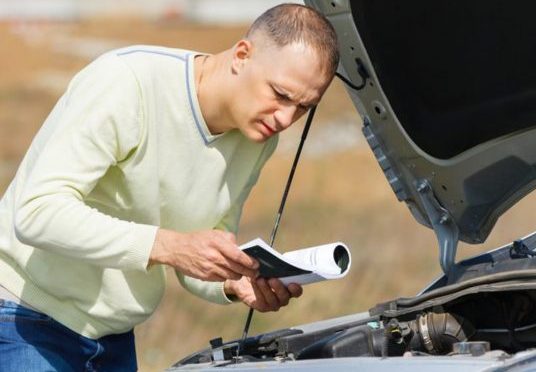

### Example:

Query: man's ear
xmin=231 ymin=39 xmax=253 ymax=74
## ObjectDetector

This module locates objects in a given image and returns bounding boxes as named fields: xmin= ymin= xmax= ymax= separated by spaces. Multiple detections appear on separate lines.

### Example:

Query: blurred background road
xmin=1 ymin=1 xmax=536 ymax=370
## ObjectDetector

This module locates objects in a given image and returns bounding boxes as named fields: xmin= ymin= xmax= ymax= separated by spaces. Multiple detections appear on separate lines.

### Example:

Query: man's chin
xmin=241 ymin=129 xmax=270 ymax=143
xmin=250 ymin=135 xmax=269 ymax=144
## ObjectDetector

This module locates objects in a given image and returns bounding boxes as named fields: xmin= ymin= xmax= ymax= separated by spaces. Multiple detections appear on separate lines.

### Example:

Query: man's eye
xmin=274 ymin=89 xmax=289 ymax=101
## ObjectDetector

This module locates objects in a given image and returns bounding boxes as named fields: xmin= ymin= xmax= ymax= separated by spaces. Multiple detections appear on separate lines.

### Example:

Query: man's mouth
xmin=259 ymin=121 xmax=276 ymax=136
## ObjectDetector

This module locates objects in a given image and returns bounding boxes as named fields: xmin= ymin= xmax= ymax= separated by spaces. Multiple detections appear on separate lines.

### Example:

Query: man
xmin=0 ymin=3 xmax=339 ymax=370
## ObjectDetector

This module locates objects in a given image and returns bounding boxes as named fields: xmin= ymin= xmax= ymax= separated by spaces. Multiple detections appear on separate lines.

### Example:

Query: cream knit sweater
xmin=0 ymin=46 xmax=277 ymax=338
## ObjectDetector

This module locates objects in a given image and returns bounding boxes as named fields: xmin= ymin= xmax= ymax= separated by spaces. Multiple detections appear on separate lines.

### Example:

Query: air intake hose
xmin=411 ymin=312 xmax=475 ymax=354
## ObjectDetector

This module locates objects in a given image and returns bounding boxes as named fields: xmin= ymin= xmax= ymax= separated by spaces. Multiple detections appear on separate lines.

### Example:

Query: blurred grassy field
xmin=2 ymin=18 xmax=536 ymax=371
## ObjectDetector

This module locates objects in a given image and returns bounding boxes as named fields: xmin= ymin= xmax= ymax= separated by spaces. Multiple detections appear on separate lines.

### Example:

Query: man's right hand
xmin=148 ymin=228 xmax=259 ymax=281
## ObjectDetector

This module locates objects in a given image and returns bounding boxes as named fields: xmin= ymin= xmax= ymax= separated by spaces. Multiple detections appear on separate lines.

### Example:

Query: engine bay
xmin=173 ymin=238 xmax=536 ymax=367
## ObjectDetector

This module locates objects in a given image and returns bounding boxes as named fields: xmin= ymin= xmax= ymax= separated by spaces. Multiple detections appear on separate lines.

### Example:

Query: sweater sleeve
xmin=176 ymin=136 xmax=279 ymax=304
xmin=176 ymin=274 xmax=233 ymax=305
xmin=14 ymin=53 xmax=158 ymax=272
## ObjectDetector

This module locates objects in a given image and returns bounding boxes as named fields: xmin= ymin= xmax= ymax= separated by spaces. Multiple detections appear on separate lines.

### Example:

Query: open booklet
xmin=239 ymin=238 xmax=351 ymax=286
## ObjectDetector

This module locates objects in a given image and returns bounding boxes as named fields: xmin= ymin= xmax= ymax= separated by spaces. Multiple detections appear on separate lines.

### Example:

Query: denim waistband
xmin=0 ymin=284 xmax=39 ymax=311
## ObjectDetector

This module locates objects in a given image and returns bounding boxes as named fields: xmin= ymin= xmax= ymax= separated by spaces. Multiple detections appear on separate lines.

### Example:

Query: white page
xmin=283 ymin=242 xmax=348 ymax=276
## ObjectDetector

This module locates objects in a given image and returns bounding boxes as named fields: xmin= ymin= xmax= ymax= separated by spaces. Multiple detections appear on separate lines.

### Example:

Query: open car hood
xmin=306 ymin=0 xmax=536 ymax=273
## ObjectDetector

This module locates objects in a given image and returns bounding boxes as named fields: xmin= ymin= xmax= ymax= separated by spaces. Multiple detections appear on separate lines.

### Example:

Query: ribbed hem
xmin=199 ymin=280 xmax=234 ymax=305
xmin=0 ymin=255 xmax=110 ymax=338
xmin=176 ymin=271 xmax=234 ymax=305
xmin=117 ymin=223 xmax=159 ymax=272
xmin=219 ymin=281 xmax=235 ymax=305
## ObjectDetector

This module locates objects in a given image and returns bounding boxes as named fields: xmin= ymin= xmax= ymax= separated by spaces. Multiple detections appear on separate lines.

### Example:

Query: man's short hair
xmin=246 ymin=3 xmax=340 ymax=77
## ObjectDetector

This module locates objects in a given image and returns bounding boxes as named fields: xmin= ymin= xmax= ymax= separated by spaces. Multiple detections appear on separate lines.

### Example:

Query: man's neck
xmin=194 ymin=51 xmax=234 ymax=135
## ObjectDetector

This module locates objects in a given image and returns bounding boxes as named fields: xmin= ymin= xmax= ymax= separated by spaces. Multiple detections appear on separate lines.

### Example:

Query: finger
xmin=220 ymin=255 xmax=259 ymax=279
xmin=204 ymin=245 xmax=257 ymax=279
xmin=256 ymin=278 xmax=279 ymax=310
xmin=250 ymin=278 xmax=268 ymax=311
xmin=212 ymin=229 xmax=236 ymax=242
xmin=222 ymin=231 xmax=237 ymax=244
xmin=203 ymin=273 xmax=227 ymax=282
xmin=218 ymin=243 xmax=259 ymax=271
xmin=217 ymin=267 xmax=242 ymax=281
xmin=267 ymin=278 xmax=290 ymax=306
xmin=205 ymin=265 xmax=241 ymax=282
xmin=287 ymin=283 xmax=303 ymax=298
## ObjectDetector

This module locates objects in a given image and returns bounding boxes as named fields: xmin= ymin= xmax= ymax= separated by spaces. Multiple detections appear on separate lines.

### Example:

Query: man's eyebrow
xmin=272 ymin=83 xmax=317 ymax=108
xmin=272 ymin=84 xmax=292 ymax=99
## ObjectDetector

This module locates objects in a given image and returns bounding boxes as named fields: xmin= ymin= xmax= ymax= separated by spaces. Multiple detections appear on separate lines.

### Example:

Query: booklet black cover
xmin=242 ymin=245 xmax=312 ymax=278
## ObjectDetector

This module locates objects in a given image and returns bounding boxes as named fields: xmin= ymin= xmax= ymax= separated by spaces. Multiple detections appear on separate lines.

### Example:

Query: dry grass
xmin=2 ymin=18 xmax=536 ymax=371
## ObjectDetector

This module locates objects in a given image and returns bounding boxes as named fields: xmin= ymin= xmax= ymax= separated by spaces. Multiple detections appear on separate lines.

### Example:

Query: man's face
xmin=229 ymin=40 xmax=332 ymax=143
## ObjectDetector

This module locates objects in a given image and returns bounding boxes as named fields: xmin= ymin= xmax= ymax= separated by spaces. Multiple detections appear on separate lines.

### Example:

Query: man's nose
xmin=274 ymin=104 xmax=297 ymax=130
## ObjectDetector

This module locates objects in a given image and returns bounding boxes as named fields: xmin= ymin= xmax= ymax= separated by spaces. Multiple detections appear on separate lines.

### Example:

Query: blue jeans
xmin=0 ymin=300 xmax=137 ymax=371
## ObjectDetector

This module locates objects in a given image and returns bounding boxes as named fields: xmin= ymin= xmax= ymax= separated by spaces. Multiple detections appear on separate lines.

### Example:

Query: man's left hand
xmin=224 ymin=277 xmax=303 ymax=312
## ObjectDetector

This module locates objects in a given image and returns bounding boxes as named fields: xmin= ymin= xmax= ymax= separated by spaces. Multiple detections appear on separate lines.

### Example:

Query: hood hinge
xmin=415 ymin=179 xmax=459 ymax=275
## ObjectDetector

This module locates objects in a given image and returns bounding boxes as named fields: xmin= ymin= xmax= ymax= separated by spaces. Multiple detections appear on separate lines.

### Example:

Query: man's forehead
xmin=250 ymin=38 xmax=332 ymax=101
xmin=271 ymin=58 xmax=330 ymax=93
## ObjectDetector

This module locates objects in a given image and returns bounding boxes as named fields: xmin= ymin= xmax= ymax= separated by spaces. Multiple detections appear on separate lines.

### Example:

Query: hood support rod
xmin=236 ymin=105 xmax=318 ymax=360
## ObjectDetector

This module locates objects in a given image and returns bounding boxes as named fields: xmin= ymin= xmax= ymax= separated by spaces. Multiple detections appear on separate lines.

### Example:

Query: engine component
xmin=412 ymin=312 xmax=475 ymax=354
xmin=452 ymin=341 xmax=490 ymax=356
xmin=295 ymin=323 xmax=386 ymax=359
xmin=294 ymin=312 xmax=475 ymax=359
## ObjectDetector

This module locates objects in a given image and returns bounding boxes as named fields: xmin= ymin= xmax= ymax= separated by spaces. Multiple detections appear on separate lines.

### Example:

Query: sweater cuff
xmin=220 ymin=281 xmax=239 ymax=304
xmin=118 ymin=223 xmax=159 ymax=271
